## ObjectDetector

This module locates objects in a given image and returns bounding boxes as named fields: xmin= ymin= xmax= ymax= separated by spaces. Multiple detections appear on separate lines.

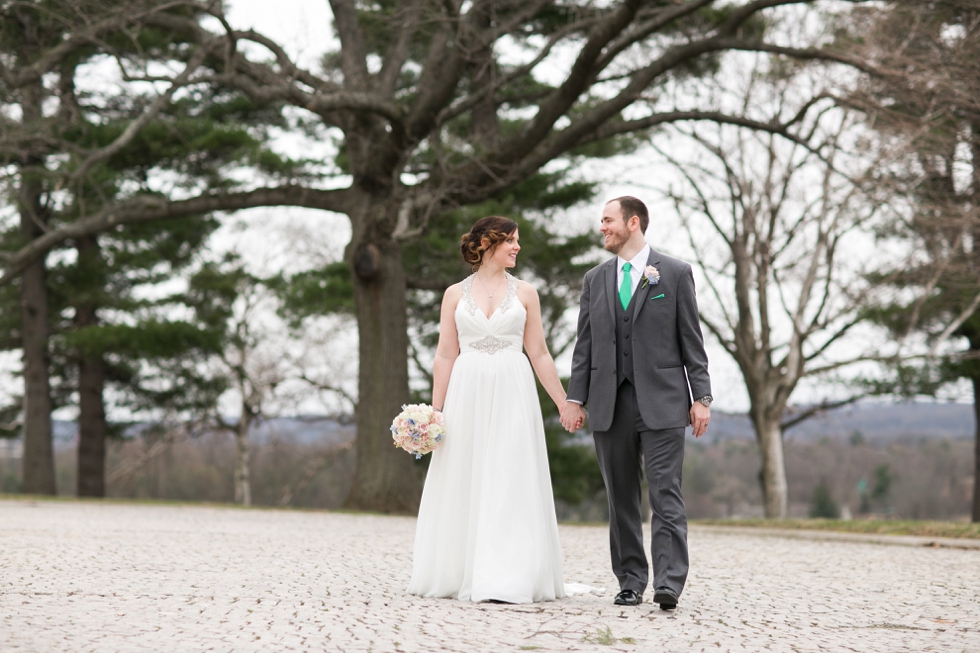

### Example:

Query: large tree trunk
xmin=75 ymin=237 xmax=107 ymax=497
xmin=970 ymin=126 xmax=980 ymax=524
xmin=234 ymin=410 xmax=252 ymax=506
xmin=19 ymin=251 xmax=55 ymax=495
xmin=972 ymin=374 xmax=979 ymax=523
xmin=77 ymin=354 xmax=107 ymax=497
xmin=755 ymin=415 xmax=789 ymax=518
xmin=343 ymin=233 xmax=422 ymax=513
xmin=18 ymin=120 xmax=55 ymax=495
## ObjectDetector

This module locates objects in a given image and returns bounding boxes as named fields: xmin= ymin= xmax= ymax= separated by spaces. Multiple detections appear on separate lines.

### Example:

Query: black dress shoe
xmin=653 ymin=587 xmax=678 ymax=610
xmin=614 ymin=589 xmax=643 ymax=606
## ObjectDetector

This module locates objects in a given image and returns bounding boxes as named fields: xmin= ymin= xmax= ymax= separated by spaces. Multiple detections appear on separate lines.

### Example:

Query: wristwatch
xmin=696 ymin=395 xmax=713 ymax=408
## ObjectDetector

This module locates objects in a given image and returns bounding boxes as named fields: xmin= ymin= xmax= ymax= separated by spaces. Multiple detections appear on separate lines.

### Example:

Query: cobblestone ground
xmin=1 ymin=499 xmax=978 ymax=653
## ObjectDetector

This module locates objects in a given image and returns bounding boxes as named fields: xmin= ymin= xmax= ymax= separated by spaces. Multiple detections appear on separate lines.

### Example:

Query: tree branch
xmin=582 ymin=110 xmax=814 ymax=150
xmin=928 ymin=289 xmax=980 ymax=355
xmin=434 ymin=14 xmax=597 ymax=127
xmin=0 ymin=185 xmax=353 ymax=287
xmin=715 ymin=40 xmax=883 ymax=78
xmin=4 ymin=3 xmax=167 ymax=88
xmin=496 ymin=0 xmax=644 ymax=160
xmin=328 ymin=0 xmax=371 ymax=90
xmin=296 ymin=371 xmax=358 ymax=411
xmin=376 ymin=0 xmax=424 ymax=96
xmin=780 ymin=393 xmax=868 ymax=431
xmin=592 ymin=0 xmax=717 ymax=72
xmin=67 ymin=46 xmax=211 ymax=186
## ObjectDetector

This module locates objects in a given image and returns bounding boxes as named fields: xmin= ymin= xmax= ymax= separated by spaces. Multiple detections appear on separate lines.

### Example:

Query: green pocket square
xmin=651 ymin=293 xmax=665 ymax=300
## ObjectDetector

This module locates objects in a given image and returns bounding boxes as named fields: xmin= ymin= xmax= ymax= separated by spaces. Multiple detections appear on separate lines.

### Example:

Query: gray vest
xmin=615 ymin=278 xmax=639 ymax=387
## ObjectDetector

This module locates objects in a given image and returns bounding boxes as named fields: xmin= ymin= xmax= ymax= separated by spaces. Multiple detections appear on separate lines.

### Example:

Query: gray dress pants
xmin=592 ymin=380 xmax=689 ymax=596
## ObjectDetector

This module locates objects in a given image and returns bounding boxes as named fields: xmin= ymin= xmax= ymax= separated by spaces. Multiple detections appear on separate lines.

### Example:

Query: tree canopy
xmin=2 ymin=0 xmax=895 ymax=512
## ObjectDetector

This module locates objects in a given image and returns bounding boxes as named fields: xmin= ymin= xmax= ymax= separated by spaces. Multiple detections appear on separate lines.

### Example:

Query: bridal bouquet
xmin=391 ymin=404 xmax=445 ymax=459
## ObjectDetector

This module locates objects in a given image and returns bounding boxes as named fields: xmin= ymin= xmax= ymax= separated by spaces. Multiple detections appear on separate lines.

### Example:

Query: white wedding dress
xmin=407 ymin=273 xmax=567 ymax=603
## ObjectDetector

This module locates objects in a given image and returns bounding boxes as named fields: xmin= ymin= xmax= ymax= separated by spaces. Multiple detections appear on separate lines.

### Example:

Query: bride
xmin=407 ymin=216 xmax=583 ymax=604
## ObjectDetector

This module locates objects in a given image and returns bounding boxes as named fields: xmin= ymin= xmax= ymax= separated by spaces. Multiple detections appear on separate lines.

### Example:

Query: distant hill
xmin=25 ymin=402 xmax=978 ymax=450
xmin=709 ymin=401 xmax=976 ymax=444
xmin=46 ymin=416 xmax=355 ymax=448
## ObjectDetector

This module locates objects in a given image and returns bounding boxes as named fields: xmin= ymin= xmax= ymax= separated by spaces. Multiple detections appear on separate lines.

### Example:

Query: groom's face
xmin=600 ymin=201 xmax=632 ymax=254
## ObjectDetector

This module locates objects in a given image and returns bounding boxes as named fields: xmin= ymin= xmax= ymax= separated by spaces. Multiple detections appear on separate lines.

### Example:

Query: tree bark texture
xmin=969 ymin=124 xmax=980 ymax=524
xmin=343 ymin=232 xmax=421 ymax=513
xmin=972 ymin=374 xmax=979 ymax=523
xmin=74 ymin=236 xmax=108 ymax=497
xmin=234 ymin=411 xmax=252 ymax=507
xmin=743 ymin=379 xmax=791 ymax=518
xmin=755 ymin=416 xmax=789 ymax=519
xmin=76 ymin=353 xmax=107 ymax=497
xmin=17 ymin=97 xmax=55 ymax=494
xmin=19 ymin=251 xmax=55 ymax=495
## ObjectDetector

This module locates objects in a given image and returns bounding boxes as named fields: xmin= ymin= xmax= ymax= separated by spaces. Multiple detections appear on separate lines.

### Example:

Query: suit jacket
xmin=567 ymin=249 xmax=711 ymax=432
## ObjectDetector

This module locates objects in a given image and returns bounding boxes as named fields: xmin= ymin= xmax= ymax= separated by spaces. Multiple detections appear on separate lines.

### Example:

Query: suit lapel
xmin=603 ymin=258 xmax=617 ymax=324
xmin=632 ymin=249 xmax=661 ymax=321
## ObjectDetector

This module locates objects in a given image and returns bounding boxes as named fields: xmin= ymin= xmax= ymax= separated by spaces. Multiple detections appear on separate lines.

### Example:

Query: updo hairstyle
xmin=460 ymin=216 xmax=518 ymax=270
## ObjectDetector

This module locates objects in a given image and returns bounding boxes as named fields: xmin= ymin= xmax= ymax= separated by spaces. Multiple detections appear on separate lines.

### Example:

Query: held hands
xmin=690 ymin=402 xmax=710 ymax=438
xmin=560 ymin=402 xmax=587 ymax=433
xmin=560 ymin=401 xmax=708 ymax=435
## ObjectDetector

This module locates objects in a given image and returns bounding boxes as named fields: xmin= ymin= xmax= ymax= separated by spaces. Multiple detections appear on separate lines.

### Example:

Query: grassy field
xmin=694 ymin=518 xmax=980 ymax=539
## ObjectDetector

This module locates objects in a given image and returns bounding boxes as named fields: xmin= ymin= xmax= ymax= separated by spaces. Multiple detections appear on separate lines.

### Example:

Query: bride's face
xmin=485 ymin=229 xmax=520 ymax=269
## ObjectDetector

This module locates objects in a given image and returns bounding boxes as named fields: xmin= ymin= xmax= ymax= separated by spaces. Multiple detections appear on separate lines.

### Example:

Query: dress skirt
xmin=407 ymin=348 xmax=566 ymax=603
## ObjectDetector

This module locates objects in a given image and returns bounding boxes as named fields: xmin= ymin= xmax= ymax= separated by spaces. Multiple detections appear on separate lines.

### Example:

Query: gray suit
xmin=567 ymin=249 xmax=711 ymax=597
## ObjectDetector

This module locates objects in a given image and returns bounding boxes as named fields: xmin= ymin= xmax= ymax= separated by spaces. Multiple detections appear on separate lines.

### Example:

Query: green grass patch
xmin=693 ymin=518 xmax=980 ymax=540
xmin=582 ymin=626 xmax=622 ymax=646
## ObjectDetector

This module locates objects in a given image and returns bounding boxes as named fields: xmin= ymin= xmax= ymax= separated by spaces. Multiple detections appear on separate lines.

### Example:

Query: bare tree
xmin=215 ymin=344 xmax=282 ymax=507
xmin=654 ymin=59 xmax=886 ymax=517
xmin=189 ymin=256 xmax=358 ymax=506
xmin=186 ymin=261 xmax=286 ymax=506
xmin=1 ymin=0 xmax=878 ymax=511
xmin=846 ymin=0 xmax=980 ymax=520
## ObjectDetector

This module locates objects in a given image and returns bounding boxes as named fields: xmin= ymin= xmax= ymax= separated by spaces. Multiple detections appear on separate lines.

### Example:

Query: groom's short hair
xmin=609 ymin=196 xmax=649 ymax=234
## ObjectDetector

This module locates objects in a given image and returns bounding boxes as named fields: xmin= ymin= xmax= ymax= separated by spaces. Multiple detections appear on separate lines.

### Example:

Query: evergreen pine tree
xmin=0 ymin=2 xmax=309 ymax=494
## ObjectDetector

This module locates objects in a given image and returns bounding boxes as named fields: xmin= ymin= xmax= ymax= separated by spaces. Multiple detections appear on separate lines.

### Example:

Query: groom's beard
xmin=603 ymin=230 xmax=628 ymax=254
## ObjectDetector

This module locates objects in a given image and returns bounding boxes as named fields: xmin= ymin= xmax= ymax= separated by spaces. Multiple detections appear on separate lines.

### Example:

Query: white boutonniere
xmin=641 ymin=265 xmax=660 ymax=288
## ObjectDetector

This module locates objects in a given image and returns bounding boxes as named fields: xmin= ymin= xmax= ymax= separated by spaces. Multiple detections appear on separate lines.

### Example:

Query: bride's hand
xmin=560 ymin=402 xmax=587 ymax=433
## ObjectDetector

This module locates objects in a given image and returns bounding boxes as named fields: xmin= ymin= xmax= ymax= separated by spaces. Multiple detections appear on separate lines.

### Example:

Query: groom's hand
xmin=560 ymin=402 xmax=586 ymax=433
xmin=690 ymin=403 xmax=710 ymax=438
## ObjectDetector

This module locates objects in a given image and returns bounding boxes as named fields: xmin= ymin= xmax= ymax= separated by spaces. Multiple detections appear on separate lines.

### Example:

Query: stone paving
xmin=1 ymin=499 xmax=978 ymax=653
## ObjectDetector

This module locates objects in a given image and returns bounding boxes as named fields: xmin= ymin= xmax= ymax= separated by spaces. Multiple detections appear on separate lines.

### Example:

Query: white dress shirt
xmin=617 ymin=244 xmax=651 ymax=298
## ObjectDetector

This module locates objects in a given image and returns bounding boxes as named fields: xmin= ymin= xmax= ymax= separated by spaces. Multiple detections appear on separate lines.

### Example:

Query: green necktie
xmin=619 ymin=262 xmax=633 ymax=310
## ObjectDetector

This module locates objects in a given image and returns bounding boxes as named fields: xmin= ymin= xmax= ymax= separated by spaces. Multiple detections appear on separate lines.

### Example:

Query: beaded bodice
xmin=456 ymin=273 xmax=525 ymax=355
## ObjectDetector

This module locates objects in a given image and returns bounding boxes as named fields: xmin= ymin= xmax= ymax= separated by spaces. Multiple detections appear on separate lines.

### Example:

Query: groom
xmin=561 ymin=196 xmax=712 ymax=610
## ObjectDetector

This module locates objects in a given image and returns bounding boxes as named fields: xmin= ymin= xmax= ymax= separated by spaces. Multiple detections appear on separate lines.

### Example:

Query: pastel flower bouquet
xmin=391 ymin=404 xmax=446 ymax=459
